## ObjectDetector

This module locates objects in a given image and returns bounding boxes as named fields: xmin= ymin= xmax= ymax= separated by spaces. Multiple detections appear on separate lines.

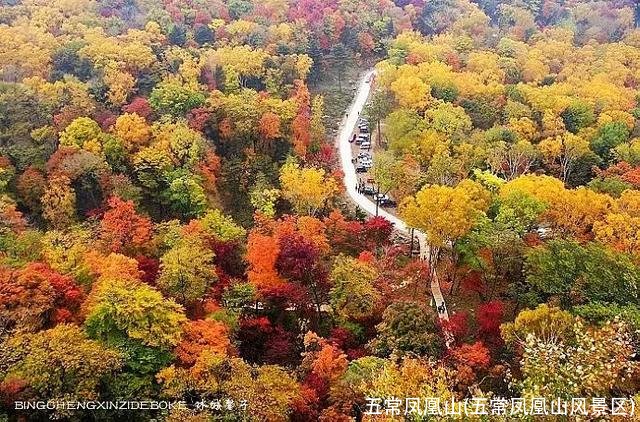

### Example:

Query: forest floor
xmin=311 ymin=59 xmax=371 ymax=137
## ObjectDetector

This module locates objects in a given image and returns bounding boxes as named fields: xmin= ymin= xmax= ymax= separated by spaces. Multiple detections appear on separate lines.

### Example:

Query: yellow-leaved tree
xmin=400 ymin=181 xmax=489 ymax=267
xmin=279 ymin=161 xmax=339 ymax=216
xmin=537 ymin=133 xmax=591 ymax=182
xmin=390 ymin=75 xmax=431 ymax=110
xmin=593 ymin=212 xmax=640 ymax=256
xmin=112 ymin=113 xmax=152 ymax=151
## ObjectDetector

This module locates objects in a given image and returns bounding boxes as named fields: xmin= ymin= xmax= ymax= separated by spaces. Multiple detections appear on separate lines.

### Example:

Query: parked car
xmin=355 ymin=136 xmax=363 ymax=145
xmin=375 ymin=194 xmax=397 ymax=207
xmin=358 ymin=152 xmax=371 ymax=160
xmin=362 ymin=186 xmax=375 ymax=195
xmin=360 ymin=141 xmax=371 ymax=150
xmin=383 ymin=199 xmax=398 ymax=208
xmin=359 ymin=125 xmax=369 ymax=133
xmin=355 ymin=164 xmax=368 ymax=173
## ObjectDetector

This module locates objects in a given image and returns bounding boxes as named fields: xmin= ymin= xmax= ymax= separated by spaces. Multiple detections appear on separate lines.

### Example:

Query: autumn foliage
xmin=1 ymin=0 xmax=640 ymax=419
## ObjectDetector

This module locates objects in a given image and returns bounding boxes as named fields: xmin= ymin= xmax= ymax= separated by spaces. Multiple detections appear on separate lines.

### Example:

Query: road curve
xmin=336 ymin=69 xmax=452 ymax=345
xmin=337 ymin=70 xmax=409 ymax=231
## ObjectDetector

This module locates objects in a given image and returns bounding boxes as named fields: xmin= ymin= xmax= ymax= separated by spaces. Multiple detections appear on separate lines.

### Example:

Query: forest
xmin=1 ymin=0 xmax=640 ymax=420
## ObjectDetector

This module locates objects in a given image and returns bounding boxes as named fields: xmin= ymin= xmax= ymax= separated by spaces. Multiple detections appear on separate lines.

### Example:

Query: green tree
xmin=157 ymin=237 xmax=216 ymax=304
xmin=84 ymin=279 xmax=187 ymax=349
xmin=457 ymin=217 xmax=526 ymax=301
xmin=425 ymin=101 xmax=472 ymax=138
xmin=156 ymin=121 xmax=207 ymax=168
xmin=364 ymin=89 xmax=393 ymax=146
xmin=495 ymin=190 xmax=547 ymax=235
xmin=587 ymin=177 xmax=632 ymax=198
xmin=573 ymin=302 xmax=640 ymax=332
xmin=58 ymin=117 xmax=103 ymax=150
xmin=168 ymin=25 xmax=187 ymax=46
xmin=368 ymin=301 xmax=444 ymax=358
xmin=384 ymin=109 xmax=426 ymax=153
xmin=163 ymin=171 xmax=208 ymax=219
xmin=560 ymin=101 xmax=595 ymax=134
xmin=149 ymin=80 xmax=205 ymax=117
xmin=0 ymin=325 xmax=122 ymax=406
xmin=132 ymin=146 xmax=174 ymax=191
xmin=370 ymin=151 xmax=402 ymax=196
xmin=102 ymin=336 xmax=173 ymax=403
xmin=227 ymin=0 xmax=254 ymax=19
xmin=525 ymin=240 xmax=640 ymax=307
xmin=591 ymin=122 xmax=630 ymax=163
xmin=329 ymin=255 xmax=380 ymax=320
xmin=197 ymin=209 xmax=246 ymax=242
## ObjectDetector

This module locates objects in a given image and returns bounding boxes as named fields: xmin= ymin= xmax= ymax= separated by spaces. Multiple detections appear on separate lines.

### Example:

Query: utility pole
xmin=374 ymin=185 xmax=380 ymax=216
xmin=409 ymin=228 xmax=415 ymax=256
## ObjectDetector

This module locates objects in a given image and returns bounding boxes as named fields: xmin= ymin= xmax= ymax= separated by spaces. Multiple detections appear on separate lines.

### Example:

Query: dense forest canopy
xmin=1 ymin=0 xmax=640 ymax=420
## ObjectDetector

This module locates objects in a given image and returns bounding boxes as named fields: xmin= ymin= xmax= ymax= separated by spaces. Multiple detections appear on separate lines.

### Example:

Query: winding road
xmin=336 ymin=69 xmax=453 ymax=346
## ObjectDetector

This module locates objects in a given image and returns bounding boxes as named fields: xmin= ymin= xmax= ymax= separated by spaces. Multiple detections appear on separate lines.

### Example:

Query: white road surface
xmin=337 ymin=70 xmax=409 ymax=231
xmin=336 ymin=69 xmax=452 ymax=346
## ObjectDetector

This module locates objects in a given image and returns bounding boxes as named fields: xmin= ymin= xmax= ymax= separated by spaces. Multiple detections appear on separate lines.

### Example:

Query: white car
xmin=360 ymin=141 xmax=371 ymax=149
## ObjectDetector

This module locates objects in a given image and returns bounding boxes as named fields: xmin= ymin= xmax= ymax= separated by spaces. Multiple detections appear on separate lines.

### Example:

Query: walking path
xmin=336 ymin=69 xmax=453 ymax=346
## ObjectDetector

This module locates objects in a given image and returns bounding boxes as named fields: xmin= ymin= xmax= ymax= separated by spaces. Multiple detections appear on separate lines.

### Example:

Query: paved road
xmin=336 ymin=69 xmax=453 ymax=346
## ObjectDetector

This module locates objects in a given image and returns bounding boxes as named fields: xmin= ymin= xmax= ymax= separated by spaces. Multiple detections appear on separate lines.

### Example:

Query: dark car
xmin=355 ymin=165 xmax=368 ymax=173
xmin=374 ymin=193 xmax=397 ymax=208
xmin=381 ymin=199 xmax=397 ymax=208
xmin=362 ymin=186 xmax=375 ymax=195
xmin=379 ymin=196 xmax=397 ymax=207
